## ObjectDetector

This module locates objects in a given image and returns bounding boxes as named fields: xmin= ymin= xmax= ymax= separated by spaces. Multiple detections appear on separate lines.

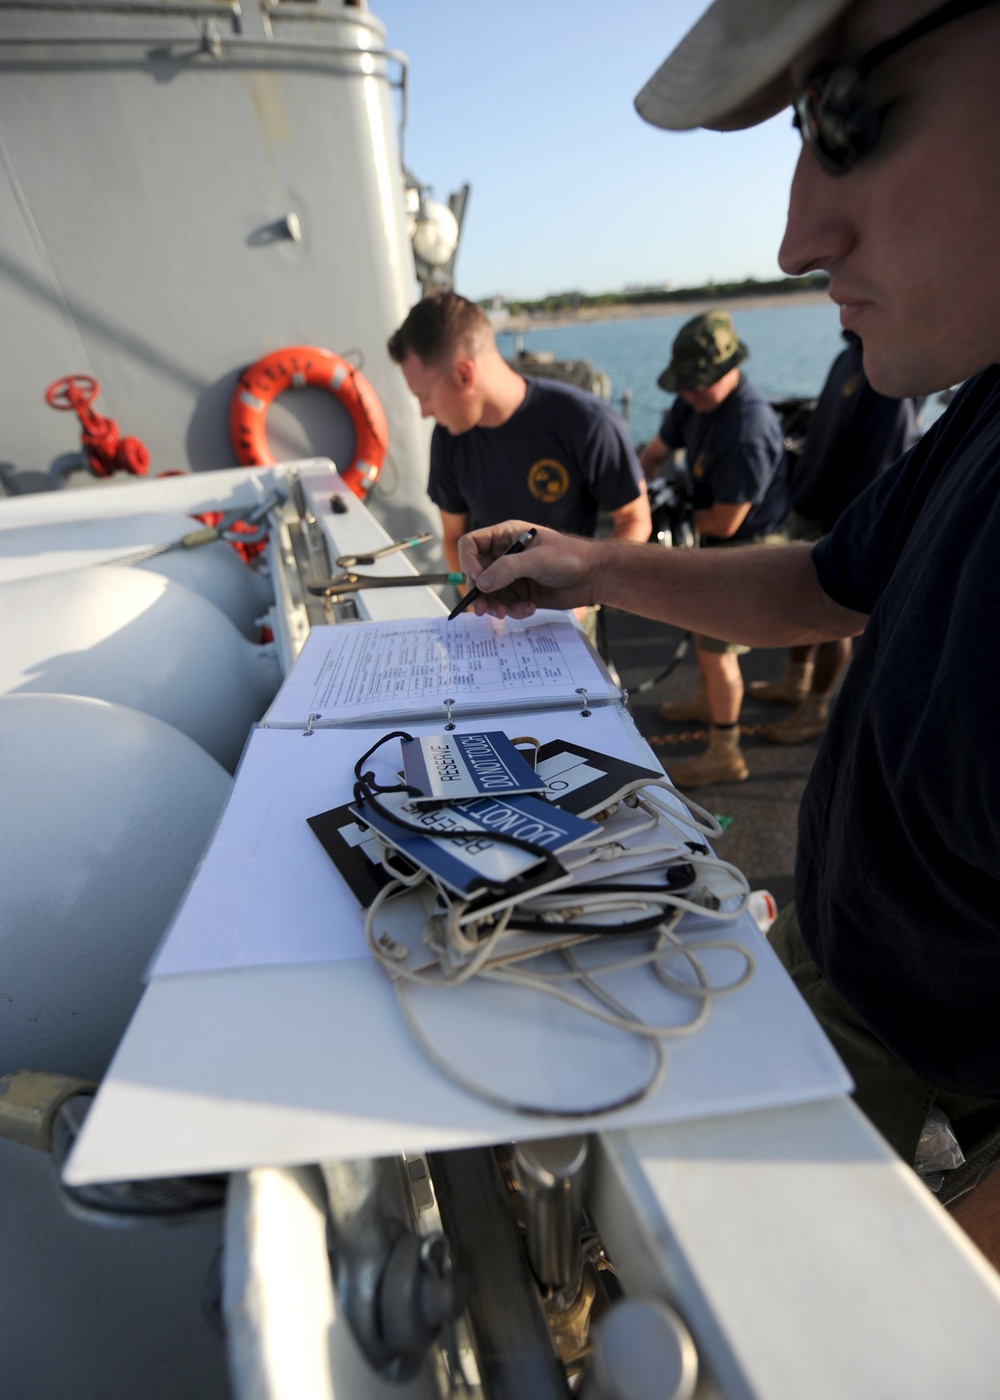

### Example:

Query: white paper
xmin=262 ymin=613 xmax=620 ymax=728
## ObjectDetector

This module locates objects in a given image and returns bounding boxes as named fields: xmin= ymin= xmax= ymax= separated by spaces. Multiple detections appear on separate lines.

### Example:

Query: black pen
xmin=447 ymin=527 xmax=537 ymax=621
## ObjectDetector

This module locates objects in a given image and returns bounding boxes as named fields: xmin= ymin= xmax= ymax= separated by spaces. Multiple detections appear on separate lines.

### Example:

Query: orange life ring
xmin=230 ymin=346 xmax=387 ymax=498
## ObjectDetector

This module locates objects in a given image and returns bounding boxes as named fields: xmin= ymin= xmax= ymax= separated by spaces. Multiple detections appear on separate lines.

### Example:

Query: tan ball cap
xmin=634 ymin=0 xmax=856 ymax=132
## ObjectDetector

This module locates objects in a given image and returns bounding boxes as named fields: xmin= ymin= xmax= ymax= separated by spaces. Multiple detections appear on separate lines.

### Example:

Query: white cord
xmin=519 ymin=854 xmax=750 ymax=923
xmin=362 ymin=872 xmax=755 ymax=1117
xmin=635 ymin=779 xmax=723 ymax=838
xmin=351 ymin=737 xmax=755 ymax=1118
xmin=392 ymin=971 xmax=668 ymax=1118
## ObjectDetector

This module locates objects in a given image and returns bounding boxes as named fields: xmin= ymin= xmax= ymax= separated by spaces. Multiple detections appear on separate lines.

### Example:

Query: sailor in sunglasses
xmin=461 ymin=0 xmax=1000 ymax=1266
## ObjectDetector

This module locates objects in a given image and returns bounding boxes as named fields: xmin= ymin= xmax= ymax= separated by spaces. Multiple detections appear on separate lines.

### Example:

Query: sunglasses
xmin=792 ymin=0 xmax=998 ymax=175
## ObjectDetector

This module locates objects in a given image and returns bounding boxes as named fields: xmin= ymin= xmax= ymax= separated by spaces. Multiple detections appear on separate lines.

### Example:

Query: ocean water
xmin=497 ymin=301 xmax=943 ymax=447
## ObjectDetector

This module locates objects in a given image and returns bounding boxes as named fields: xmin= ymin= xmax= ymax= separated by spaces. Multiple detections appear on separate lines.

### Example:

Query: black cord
xmin=504 ymin=909 xmax=670 ymax=936
xmin=354 ymin=730 xmax=420 ymax=794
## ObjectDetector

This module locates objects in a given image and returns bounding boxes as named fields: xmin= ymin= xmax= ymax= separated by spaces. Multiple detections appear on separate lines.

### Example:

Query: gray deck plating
xmin=607 ymin=608 xmax=812 ymax=913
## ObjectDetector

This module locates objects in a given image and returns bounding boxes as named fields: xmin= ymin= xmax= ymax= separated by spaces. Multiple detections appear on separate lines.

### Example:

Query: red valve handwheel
xmin=45 ymin=375 xmax=100 ymax=412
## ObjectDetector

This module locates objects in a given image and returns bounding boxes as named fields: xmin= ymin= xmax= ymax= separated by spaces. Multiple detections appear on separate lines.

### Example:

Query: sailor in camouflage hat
xmin=639 ymin=308 xmax=788 ymax=788
xmin=657 ymin=309 xmax=749 ymax=393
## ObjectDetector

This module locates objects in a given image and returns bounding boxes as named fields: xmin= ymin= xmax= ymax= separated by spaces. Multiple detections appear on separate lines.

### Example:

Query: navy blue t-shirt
xmin=791 ymin=337 xmax=923 ymax=530
xmin=658 ymin=373 xmax=788 ymax=540
xmin=428 ymin=378 xmax=643 ymax=536
xmin=802 ymin=367 xmax=1000 ymax=1097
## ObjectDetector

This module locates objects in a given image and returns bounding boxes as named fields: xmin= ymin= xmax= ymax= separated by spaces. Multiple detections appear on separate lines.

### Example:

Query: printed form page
xmin=263 ymin=613 xmax=618 ymax=727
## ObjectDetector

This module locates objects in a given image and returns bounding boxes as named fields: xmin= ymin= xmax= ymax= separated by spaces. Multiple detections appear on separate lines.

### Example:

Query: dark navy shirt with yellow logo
xmin=428 ymin=378 xmax=643 ymax=536
xmin=658 ymin=373 xmax=788 ymax=540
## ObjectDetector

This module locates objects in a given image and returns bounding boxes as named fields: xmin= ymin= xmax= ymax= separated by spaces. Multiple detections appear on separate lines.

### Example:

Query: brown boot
xmin=747 ymin=659 xmax=814 ymax=707
xmin=763 ymin=692 xmax=830 ymax=745
xmin=669 ymin=726 xmax=748 ymax=788
xmin=658 ymin=680 xmax=711 ymax=724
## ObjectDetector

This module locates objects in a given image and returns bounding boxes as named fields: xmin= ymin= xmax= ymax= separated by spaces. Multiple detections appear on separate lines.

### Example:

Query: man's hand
xmin=460 ymin=525 xmax=866 ymax=644
xmin=458 ymin=521 xmax=604 ymax=618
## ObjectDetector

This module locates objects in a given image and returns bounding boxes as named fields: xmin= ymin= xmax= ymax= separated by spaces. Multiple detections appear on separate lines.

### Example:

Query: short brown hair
xmin=387 ymin=292 xmax=491 ymax=367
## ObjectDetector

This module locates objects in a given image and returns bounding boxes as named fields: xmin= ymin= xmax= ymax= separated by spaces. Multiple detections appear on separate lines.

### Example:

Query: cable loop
xmin=345 ymin=728 xmax=756 ymax=1118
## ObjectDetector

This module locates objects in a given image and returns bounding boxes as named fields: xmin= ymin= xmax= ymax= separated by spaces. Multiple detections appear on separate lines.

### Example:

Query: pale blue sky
xmin=371 ymin=1 xmax=805 ymax=302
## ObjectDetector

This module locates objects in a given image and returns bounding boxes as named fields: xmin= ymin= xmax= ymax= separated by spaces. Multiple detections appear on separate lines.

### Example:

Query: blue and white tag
xmin=348 ymin=789 xmax=598 ymax=898
xmin=401 ymin=731 xmax=546 ymax=803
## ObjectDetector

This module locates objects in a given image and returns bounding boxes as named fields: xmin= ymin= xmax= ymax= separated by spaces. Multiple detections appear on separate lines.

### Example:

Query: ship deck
xmin=605 ymin=607 xmax=822 ymax=913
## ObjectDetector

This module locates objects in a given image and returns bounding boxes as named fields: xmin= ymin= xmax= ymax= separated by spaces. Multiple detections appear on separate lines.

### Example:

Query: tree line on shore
xmin=481 ymin=272 xmax=830 ymax=317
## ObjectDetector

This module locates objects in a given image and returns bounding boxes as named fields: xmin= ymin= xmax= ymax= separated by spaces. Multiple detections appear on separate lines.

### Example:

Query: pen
xmin=446 ymin=527 xmax=537 ymax=621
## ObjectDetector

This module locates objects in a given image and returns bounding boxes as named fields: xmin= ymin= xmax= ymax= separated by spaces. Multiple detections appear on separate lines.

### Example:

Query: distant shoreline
xmin=500 ymin=289 xmax=834 ymax=334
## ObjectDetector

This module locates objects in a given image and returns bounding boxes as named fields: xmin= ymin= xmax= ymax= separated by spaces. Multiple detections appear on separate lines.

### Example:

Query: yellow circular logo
xmin=691 ymin=452 xmax=708 ymax=480
xmin=841 ymin=373 xmax=861 ymax=398
xmin=527 ymin=458 xmax=570 ymax=503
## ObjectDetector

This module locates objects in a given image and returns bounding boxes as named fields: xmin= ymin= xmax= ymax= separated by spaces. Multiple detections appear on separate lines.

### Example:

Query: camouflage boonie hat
xmin=658 ymin=309 xmax=749 ymax=392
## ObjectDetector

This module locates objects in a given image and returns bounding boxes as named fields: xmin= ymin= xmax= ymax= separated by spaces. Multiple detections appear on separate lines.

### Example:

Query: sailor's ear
xmin=452 ymin=357 xmax=476 ymax=391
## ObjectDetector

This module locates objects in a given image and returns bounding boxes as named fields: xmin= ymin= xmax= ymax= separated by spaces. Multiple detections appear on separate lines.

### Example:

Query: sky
xmin=370 ymin=0 xmax=804 ymax=303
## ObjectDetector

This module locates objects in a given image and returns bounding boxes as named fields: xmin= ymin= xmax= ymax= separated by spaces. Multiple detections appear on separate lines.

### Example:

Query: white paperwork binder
xmin=260 ymin=612 xmax=621 ymax=730
xmin=66 ymin=704 xmax=852 ymax=1186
